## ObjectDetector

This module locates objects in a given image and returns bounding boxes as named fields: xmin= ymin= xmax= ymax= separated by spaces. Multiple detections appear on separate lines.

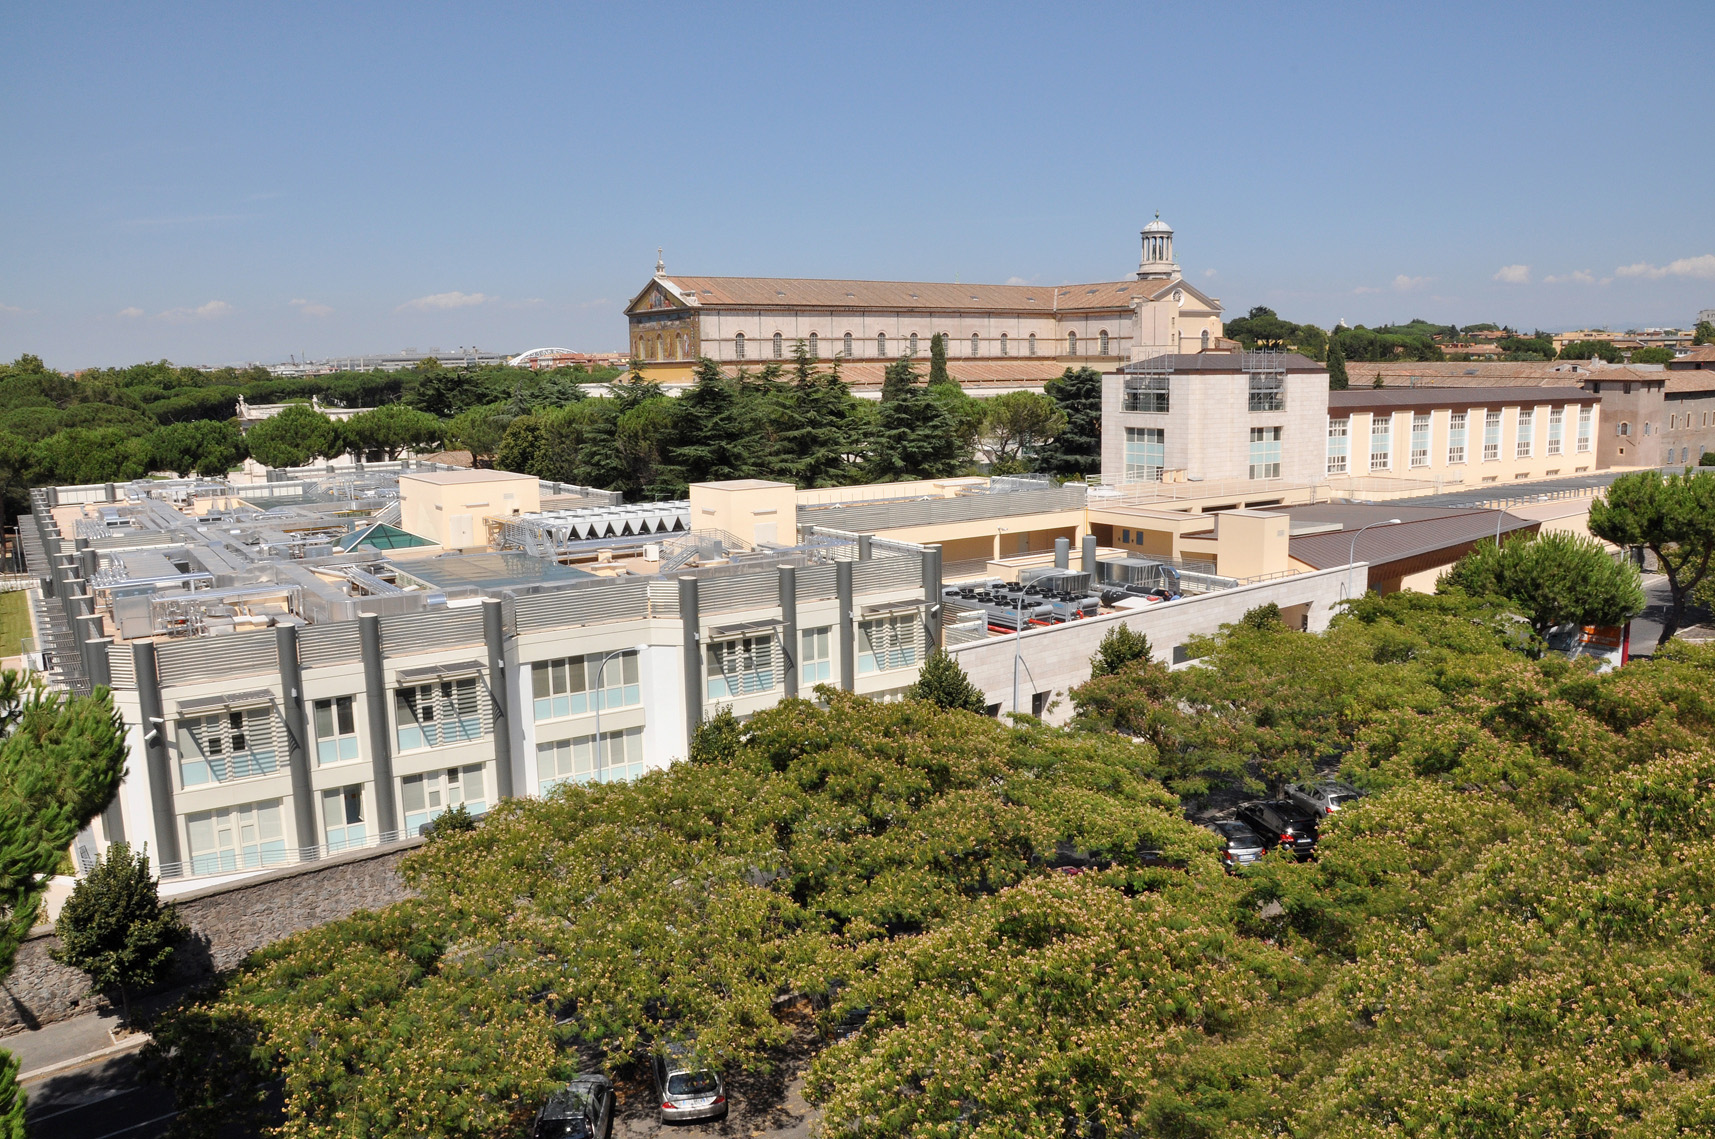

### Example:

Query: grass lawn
xmin=0 ymin=589 xmax=32 ymax=658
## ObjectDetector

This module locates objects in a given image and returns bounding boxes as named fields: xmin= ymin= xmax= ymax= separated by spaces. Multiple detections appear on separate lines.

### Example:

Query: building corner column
xmin=836 ymin=560 xmax=855 ymax=692
xmin=276 ymin=625 xmax=319 ymax=859
xmin=678 ymin=576 xmax=702 ymax=756
xmin=483 ymin=598 xmax=514 ymax=800
xmin=133 ymin=641 xmax=180 ymax=868
xmin=778 ymin=565 xmax=798 ymax=698
xmin=921 ymin=545 xmax=943 ymax=649
xmin=360 ymin=614 xmax=398 ymax=836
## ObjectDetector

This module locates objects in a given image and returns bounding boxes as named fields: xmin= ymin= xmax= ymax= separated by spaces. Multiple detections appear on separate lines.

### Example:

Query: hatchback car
xmin=652 ymin=1041 xmax=727 ymax=1123
xmin=532 ymin=1073 xmax=614 ymax=1139
xmin=1284 ymin=779 xmax=1364 ymax=817
xmin=1233 ymin=800 xmax=1319 ymax=859
xmin=1205 ymin=820 xmax=1266 ymax=871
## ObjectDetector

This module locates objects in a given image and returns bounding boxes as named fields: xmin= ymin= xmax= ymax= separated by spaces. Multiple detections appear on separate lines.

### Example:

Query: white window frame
xmin=1483 ymin=410 xmax=1501 ymax=461
xmin=185 ymin=799 xmax=287 ymax=876
xmin=734 ymin=332 xmax=745 ymax=360
xmin=312 ymin=695 xmax=360 ymax=765
xmin=179 ymin=708 xmax=278 ymax=787
xmin=538 ymin=727 xmax=645 ymax=794
xmin=533 ymin=652 xmax=641 ymax=722
xmin=1410 ymin=413 xmax=1430 ymax=468
xmin=772 ymin=331 xmax=783 ymax=359
xmin=707 ymin=635 xmax=778 ymax=700
xmin=1370 ymin=415 xmax=1392 ymax=471
xmin=1548 ymin=408 xmax=1563 ymax=455
xmin=800 ymin=626 xmax=832 ymax=686
xmin=1447 ymin=411 xmax=1467 ymax=465
xmin=402 ymin=765 xmax=487 ymax=836
xmin=1577 ymin=406 xmax=1592 ymax=452
xmin=843 ymin=332 xmax=853 ymax=358
xmin=1249 ymin=426 xmax=1282 ymax=479
xmin=1124 ymin=426 xmax=1165 ymax=482
xmin=858 ymin=613 xmax=921 ymax=675
xmin=1516 ymin=409 xmax=1534 ymax=458
xmin=808 ymin=332 xmax=818 ymax=358
xmin=877 ymin=332 xmax=887 ymax=357
xmin=394 ymin=678 xmax=482 ymax=752
xmin=1327 ymin=417 xmax=1349 ymax=474
xmin=321 ymin=785 xmax=366 ymax=852
xmin=1028 ymin=333 xmax=1037 ymax=356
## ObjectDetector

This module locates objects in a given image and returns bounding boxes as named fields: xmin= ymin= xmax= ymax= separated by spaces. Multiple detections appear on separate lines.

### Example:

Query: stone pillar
xmin=778 ymin=565 xmax=798 ymax=699
xmin=922 ymin=545 xmax=943 ymax=649
xmin=133 ymin=641 xmax=180 ymax=867
xmin=275 ymin=625 xmax=318 ymax=858
xmin=360 ymin=614 xmax=398 ymax=836
xmin=836 ymin=560 xmax=855 ymax=692
xmin=678 ymin=577 xmax=701 ymax=755
xmin=482 ymin=598 xmax=513 ymax=799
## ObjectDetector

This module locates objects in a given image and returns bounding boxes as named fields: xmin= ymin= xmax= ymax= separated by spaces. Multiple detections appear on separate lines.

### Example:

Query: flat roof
xmin=398 ymin=469 xmax=535 ymax=486
xmin=387 ymin=552 xmax=598 ymax=591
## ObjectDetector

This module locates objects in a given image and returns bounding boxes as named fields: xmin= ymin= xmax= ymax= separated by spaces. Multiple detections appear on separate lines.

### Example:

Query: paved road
xmin=24 ymin=1053 xmax=178 ymax=1139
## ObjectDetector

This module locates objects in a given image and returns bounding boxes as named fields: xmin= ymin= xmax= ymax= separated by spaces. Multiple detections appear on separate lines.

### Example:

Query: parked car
xmin=1233 ymin=800 xmax=1319 ymax=859
xmin=1205 ymin=820 xmax=1266 ymax=871
xmin=652 ymin=1041 xmax=727 ymax=1123
xmin=532 ymin=1073 xmax=614 ymax=1139
xmin=1283 ymin=779 xmax=1365 ymax=817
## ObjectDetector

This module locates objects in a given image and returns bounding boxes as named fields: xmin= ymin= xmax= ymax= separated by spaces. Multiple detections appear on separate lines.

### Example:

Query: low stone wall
xmin=0 ymin=838 xmax=423 ymax=1034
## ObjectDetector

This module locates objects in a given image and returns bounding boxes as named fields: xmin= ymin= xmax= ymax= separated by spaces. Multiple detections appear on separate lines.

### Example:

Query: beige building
xmin=1326 ymin=387 xmax=1600 ymax=485
xmin=398 ymin=470 xmax=539 ymax=550
xmin=624 ymin=219 xmax=1224 ymax=385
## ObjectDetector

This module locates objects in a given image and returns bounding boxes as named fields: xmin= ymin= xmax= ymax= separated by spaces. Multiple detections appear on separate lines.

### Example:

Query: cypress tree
xmin=1327 ymin=340 xmax=1350 ymax=390
xmin=928 ymin=333 xmax=951 ymax=387
xmin=907 ymin=649 xmax=988 ymax=714
xmin=872 ymin=358 xmax=963 ymax=481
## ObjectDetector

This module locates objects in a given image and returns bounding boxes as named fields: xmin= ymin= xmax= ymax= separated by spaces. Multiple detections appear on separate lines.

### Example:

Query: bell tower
xmin=1137 ymin=213 xmax=1179 ymax=280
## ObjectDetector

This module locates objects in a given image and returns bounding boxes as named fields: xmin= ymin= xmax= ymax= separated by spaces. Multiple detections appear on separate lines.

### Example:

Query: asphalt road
xmin=24 ymin=1053 xmax=177 ymax=1139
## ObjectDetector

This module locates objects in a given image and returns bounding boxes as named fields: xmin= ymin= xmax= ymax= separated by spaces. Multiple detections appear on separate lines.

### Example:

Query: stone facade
xmin=0 ymin=839 xmax=422 ymax=1034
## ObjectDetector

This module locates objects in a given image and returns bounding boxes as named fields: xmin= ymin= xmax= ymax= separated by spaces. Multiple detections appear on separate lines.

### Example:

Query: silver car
xmin=1206 ymin=820 xmax=1266 ymax=870
xmin=532 ymin=1073 xmax=614 ymax=1139
xmin=1284 ymin=779 xmax=1364 ymax=817
xmin=652 ymin=1041 xmax=727 ymax=1123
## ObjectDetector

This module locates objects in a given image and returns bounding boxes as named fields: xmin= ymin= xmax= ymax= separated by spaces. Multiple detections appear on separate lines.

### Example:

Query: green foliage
xmin=1089 ymin=623 xmax=1151 ymax=677
xmin=243 ymin=404 xmax=343 ymax=469
xmin=979 ymin=390 xmax=1064 ymax=471
xmin=906 ymin=648 xmax=988 ymax=713
xmin=1332 ymin=325 xmax=1445 ymax=363
xmin=1036 ymin=367 xmax=1103 ymax=479
xmin=0 ymin=1047 xmax=21 ymax=1139
xmin=1497 ymin=333 xmax=1555 ymax=359
xmin=442 ymin=405 xmax=508 ymax=464
xmin=147 ymin=419 xmax=247 ymax=477
xmin=1440 ymin=530 xmax=1646 ymax=639
xmin=870 ymin=357 xmax=964 ymax=481
xmin=1559 ymin=338 xmax=1623 ymax=363
xmin=427 ymin=803 xmax=477 ymax=837
xmin=1630 ymin=345 xmax=1675 ymax=365
xmin=51 ymin=842 xmax=187 ymax=1024
xmin=1326 ymin=338 xmax=1349 ymax=390
xmin=344 ymin=403 xmax=442 ymax=461
xmin=1695 ymin=320 xmax=1715 ymax=347
xmin=1238 ymin=601 xmax=1286 ymax=630
xmin=1224 ymin=306 xmax=1327 ymax=359
xmin=1590 ymin=469 xmax=1715 ymax=643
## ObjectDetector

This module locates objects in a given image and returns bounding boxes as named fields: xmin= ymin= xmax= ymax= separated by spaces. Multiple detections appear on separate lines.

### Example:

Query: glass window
xmin=1548 ymin=408 xmax=1564 ymax=455
xmin=772 ymin=332 xmax=783 ymax=359
xmin=1371 ymin=415 xmax=1392 ymax=471
xmin=1249 ymin=426 xmax=1282 ymax=479
xmin=184 ymin=799 xmax=286 ymax=876
xmin=401 ymin=765 xmax=487 ymax=836
xmin=909 ymin=332 xmax=919 ymax=355
xmin=1448 ymin=411 xmax=1467 ymax=464
xmin=312 ymin=696 xmax=359 ymax=765
xmin=999 ymin=333 xmax=1008 ymax=356
xmin=1067 ymin=331 xmax=1077 ymax=355
xmin=537 ymin=727 xmax=645 ymax=795
xmin=1248 ymin=373 xmax=1284 ymax=412
xmin=858 ymin=613 xmax=920 ymax=674
xmin=1410 ymin=413 xmax=1430 ymax=467
xmin=707 ymin=635 xmax=777 ymax=700
xmin=1327 ymin=418 xmax=1349 ymax=474
xmin=808 ymin=332 xmax=818 ymax=358
xmin=1028 ymin=333 xmax=1037 ymax=356
xmin=971 ymin=333 xmax=981 ymax=357
xmin=1124 ymin=426 xmax=1165 ymax=482
xmin=533 ymin=652 xmax=640 ymax=721
xmin=1122 ymin=375 xmax=1169 ymax=412
xmin=1577 ymin=406 xmax=1592 ymax=452
xmin=1201 ymin=329 xmax=1210 ymax=351
xmin=179 ymin=708 xmax=278 ymax=786
xmin=843 ymin=332 xmax=853 ymax=358
xmin=321 ymin=786 xmax=366 ymax=852
xmin=800 ymin=626 xmax=832 ymax=685
xmin=1516 ymin=409 xmax=1534 ymax=457
xmin=877 ymin=332 xmax=887 ymax=357
xmin=394 ymin=677 xmax=482 ymax=752
xmin=734 ymin=332 xmax=745 ymax=360
xmin=1099 ymin=330 xmax=1110 ymax=355
xmin=1483 ymin=410 xmax=1501 ymax=460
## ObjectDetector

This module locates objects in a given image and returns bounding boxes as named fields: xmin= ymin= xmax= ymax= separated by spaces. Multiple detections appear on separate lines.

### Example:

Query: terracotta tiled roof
xmin=1668 ymin=344 xmax=1715 ymax=367
xmin=1353 ymin=361 xmax=1664 ymax=388
xmin=1667 ymin=373 xmax=1715 ymax=394
xmin=655 ymin=275 xmax=1186 ymax=314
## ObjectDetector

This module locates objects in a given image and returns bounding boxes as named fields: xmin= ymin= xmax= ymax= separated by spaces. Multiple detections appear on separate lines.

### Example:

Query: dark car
xmin=652 ymin=1041 xmax=727 ymax=1123
xmin=1233 ymin=800 xmax=1319 ymax=859
xmin=1205 ymin=820 xmax=1266 ymax=870
xmin=1283 ymin=778 xmax=1365 ymax=817
xmin=532 ymin=1073 xmax=614 ymax=1139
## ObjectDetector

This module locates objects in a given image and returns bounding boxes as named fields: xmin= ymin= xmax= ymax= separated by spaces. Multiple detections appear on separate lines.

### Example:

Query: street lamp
xmin=1346 ymin=518 xmax=1402 ymax=599
xmin=592 ymin=644 xmax=648 ymax=779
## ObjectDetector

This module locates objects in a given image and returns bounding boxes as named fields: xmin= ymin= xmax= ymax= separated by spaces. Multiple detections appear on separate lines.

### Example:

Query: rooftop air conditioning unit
xmin=643 ymin=543 xmax=661 ymax=562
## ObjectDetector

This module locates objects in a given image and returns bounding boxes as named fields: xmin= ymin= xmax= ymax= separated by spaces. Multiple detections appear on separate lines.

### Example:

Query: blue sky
xmin=2 ymin=1 xmax=1711 ymax=370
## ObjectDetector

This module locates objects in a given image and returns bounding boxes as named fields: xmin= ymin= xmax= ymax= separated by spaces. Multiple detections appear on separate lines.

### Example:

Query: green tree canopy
xmin=52 ymin=842 xmax=187 ymax=1025
xmin=1694 ymin=320 xmax=1714 ymax=346
xmin=1439 ymin=530 xmax=1646 ymax=639
xmin=1326 ymin=338 xmax=1349 ymax=390
xmin=243 ymin=404 xmax=344 ymax=468
xmin=1089 ymin=623 xmax=1151 ymax=677
xmin=1036 ymin=366 xmax=1103 ymax=479
xmin=1589 ymin=469 xmax=1715 ymax=643
xmin=870 ymin=358 xmax=964 ymax=481
xmin=978 ymin=390 xmax=1064 ymax=472
xmin=1629 ymin=345 xmax=1675 ymax=365
xmin=344 ymin=403 xmax=443 ymax=461
xmin=1559 ymin=339 xmax=1623 ymax=363
xmin=147 ymin=419 xmax=247 ymax=477
xmin=906 ymin=648 xmax=988 ymax=713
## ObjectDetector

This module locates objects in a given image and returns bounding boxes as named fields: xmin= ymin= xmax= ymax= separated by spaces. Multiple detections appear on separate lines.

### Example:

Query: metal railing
xmin=154 ymin=827 xmax=422 ymax=883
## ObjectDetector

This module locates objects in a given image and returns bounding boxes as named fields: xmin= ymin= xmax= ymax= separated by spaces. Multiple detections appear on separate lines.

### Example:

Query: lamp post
xmin=592 ymin=645 xmax=647 ymax=779
xmin=1346 ymin=518 xmax=1402 ymax=599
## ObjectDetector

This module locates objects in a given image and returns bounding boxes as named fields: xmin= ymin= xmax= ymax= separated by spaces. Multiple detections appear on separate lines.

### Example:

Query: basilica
xmin=624 ymin=218 xmax=1225 ymax=386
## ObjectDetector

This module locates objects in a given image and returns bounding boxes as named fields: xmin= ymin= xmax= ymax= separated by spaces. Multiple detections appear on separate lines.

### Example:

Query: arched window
xmin=877 ymin=331 xmax=887 ymax=357
xmin=909 ymin=332 xmax=919 ymax=355
xmin=1068 ymin=331 xmax=1078 ymax=356
xmin=1201 ymin=329 xmax=1210 ymax=351
xmin=680 ymin=333 xmax=690 ymax=357
xmin=971 ymin=333 xmax=981 ymax=357
xmin=772 ymin=332 xmax=783 ymax=359
xmin=808 ymin=332 xmax=819 ymax=357
xmin=734 ymin=332 xmax=745 ymax=360
xmin=1099 ymin=330 xmax=1110 ymax=355
xmin=1028 ymin=333 xmax=1037 ymax=356
xmin=843 ymin=332 xmax=853 ymax=358
xmin=1000 ymin=333 xmax=1008 ymax=356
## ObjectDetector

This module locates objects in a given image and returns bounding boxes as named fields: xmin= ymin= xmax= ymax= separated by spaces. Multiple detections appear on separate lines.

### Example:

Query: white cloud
xmin=396 ymin=291 xmax=494 ymax=312
xmin=0 ymin=302 xmax=22 ymax=315
xmin=1392 ymin=274 xmax=1428 ymax=292
xmin=1004 ymin=276 xmax=1029 ymax=286
xmin=1352 ymin=285 xmax=1382 ymax=295
xmin=290 ymin=298 xmax=334 ymax=317
xmin=117 ymin=306 xmax=145 ymax=318
xmin=1493 ymin=264 xmax=1531 ymax=284
xmin=1543 ymin=269 xmax=1597 ymax=285
xmin=1614 ymin=254 xmax=1715 ymax=280
xmin=158 ymin=300 xmax=233 ymax=322
xmin=1202 ymin=268 xmax=1217 ymax=279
